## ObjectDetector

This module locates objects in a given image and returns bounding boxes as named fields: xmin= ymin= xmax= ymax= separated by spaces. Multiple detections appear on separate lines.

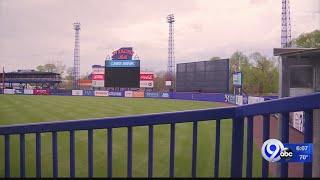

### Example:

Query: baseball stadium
xmin=0 ymin=0 xmax=320 ymax=178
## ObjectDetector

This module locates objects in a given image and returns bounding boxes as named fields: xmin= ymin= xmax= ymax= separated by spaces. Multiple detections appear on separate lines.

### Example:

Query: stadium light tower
xmin=166 ymin=14 xmax=175 ymax=89
xmin=73 ymin=22 xmax=81 ymax=89
xmin=281 ymin=0 xmax=292 ymax=48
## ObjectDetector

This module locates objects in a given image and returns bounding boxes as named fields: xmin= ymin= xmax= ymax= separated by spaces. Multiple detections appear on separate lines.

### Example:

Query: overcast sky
xmin=0 ymin=0 xmax=319 ymax=74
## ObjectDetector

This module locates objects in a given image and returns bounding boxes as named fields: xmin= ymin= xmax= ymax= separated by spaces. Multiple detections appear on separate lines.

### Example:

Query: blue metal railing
xmin=0 ymin=93 xmax=319 ymax=177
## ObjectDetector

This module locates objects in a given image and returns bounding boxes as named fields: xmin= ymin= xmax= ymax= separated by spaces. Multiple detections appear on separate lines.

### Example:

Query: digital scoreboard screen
xmin=105 ymin=60 xmax=140 ymax=88
xmin=176 ymin=59 xmax=229 ymax=93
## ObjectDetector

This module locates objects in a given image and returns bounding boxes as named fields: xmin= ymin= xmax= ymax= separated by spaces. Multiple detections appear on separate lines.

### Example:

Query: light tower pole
xmin=73 ymin=22 xmax=81 ymax=89
xmin=166 ymin=14 xmax=175 ymax=91
xmin=277 ymin=0 xmax=292 ymax=177
xmin=281 ymin=0 xmax=292 ymax=48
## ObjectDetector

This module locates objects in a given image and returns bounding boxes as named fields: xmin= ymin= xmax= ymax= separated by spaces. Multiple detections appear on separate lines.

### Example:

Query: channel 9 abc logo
xmin=261 ymin=139 xmax=293 ymax=162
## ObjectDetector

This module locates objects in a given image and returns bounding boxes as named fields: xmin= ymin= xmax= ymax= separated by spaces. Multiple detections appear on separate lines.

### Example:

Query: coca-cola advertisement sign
xmin=139 ymin=72 xmax=154 ymax=88
xmin=92 ymin=74 xmax=104 ymax=80
xmin=140 ymin=73 xmax=154 ymax=81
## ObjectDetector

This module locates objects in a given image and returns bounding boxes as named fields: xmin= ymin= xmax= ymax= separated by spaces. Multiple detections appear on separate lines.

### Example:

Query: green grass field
xmin=0 ymin=95 xmax=262 ymax=177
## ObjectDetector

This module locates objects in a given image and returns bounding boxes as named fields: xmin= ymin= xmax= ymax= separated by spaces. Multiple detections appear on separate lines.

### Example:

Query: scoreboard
xmin=105 ymin=60 xmax=140 ymax=88
xmin=176 ymin=59 xmax=229 ymax=93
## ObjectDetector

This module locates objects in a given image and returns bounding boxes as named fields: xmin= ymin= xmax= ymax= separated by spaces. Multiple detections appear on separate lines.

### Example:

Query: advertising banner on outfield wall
xmin=144 ymin=92 xmax=169 ymax=98
xmin=4 ymin=89 xmax=15 ymax=94
xmin=145 ymin=92 xmax=160 ymax=98
xmin=242 ymin=96 xmax=248 ymax=105
xmin=108 ymin=91 xmax=123 ymax=97
xmin=72 ymin=90 xmax=83 ymax=96
xmin=24 ymin=89 xmax=34 ymax=95
xmin=83 ymin=90 xmax=94 ymax=96
xmin=125 ymin=91 xmax=133 ymax=97
xmin=224 ymin=94 xmax=236 ymax=104
xmin=132 ymin=91 xmax=144 ymax=98
xmin=248 ymin=96 xmax=264 ymax=104
xmin=15 ymin=89 xmax=23 ymax=94
xmin=94 ymin=91 xmax=109 ymax=97
xmin=236 ymin=95 xmax=243 ymax=105
xmin=33 ymin=89 xmax=49 ymax=95
xmin=161 ymin=93 xmax=170 ymax=98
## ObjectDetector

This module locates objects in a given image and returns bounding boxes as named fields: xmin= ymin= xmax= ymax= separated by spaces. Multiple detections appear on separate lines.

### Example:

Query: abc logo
xmin=280 ymin=147 xmax=293 ymax=159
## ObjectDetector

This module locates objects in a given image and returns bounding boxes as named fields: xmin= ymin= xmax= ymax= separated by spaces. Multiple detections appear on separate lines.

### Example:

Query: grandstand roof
xmin=274 ymin=48 xmax=320 ymax=56
xmin=0 ymin=70 xmax=61 ymax=84
xmin=5 ymin=71 xmax=60 ymax=75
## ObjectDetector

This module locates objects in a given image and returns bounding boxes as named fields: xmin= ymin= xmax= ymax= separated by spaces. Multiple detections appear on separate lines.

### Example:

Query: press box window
xmin=290 ymin=66 xmax=313 ymax=88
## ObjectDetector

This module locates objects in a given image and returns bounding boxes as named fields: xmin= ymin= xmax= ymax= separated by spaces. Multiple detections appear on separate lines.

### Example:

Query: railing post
xmin=20 ymin=134 xmax=25 ymax=178
xmin=192 ymin=121 xmax=198 ymax=178
xmin=127 ymin=127 xmax=133 ymax=178
xmin=214 ymin=119 xmax=221 ymax=178
xmin=148 ymin=125 xmax=154 ymax=178
xmin=169 ymin=123 xmax=175 ymax=178
xmin=280 ymin=112 xmax=289 ymax=177
xmin=231 ymin=116 xmax=244 ymax=177
xmin=52 ymin=131 xmax=58 ymax=178
xmin=107 ymin=128 xmax=112 ymax=178
xmin=70 ymin=130 xmax=75 ymax=178
xmin=88 ymin=129 xmax=93 ymax=178
xmin=5 ymin=135 xmax=10 ymax=178
xmin=246 ymin=116 xmax=253 ymax=178
xmin=36 ymin=133 xmax=41 ymax=178
xmin=304 ymin=110 xmax=313 ymax=177
xmin=262 ymin=114 xmax=270 ymax=178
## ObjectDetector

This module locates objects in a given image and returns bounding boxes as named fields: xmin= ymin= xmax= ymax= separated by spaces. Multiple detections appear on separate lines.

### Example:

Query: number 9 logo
xmin=261 ymin=139 xmax=284 ymax=162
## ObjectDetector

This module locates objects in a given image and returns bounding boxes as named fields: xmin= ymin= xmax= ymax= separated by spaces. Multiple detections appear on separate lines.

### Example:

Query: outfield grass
xmin=0 ymin=95 xmax=262 ymax=177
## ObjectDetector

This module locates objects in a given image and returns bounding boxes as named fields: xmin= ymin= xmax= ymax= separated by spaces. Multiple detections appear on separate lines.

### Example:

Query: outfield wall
xmin=169 ymin=92 xmax=226 ymax=102
xmin=0 ymin=88 xmax=276 ymax=106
